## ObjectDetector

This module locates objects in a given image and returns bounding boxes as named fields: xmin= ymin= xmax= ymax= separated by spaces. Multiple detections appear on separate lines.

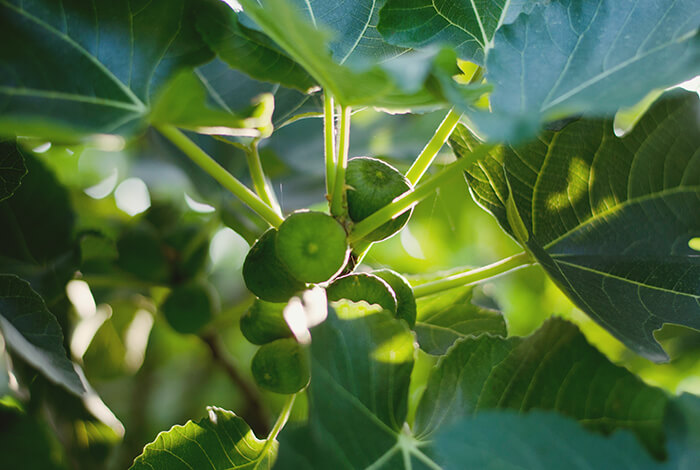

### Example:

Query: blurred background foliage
xmin=1 ymin=60 xmax=699 ymax=470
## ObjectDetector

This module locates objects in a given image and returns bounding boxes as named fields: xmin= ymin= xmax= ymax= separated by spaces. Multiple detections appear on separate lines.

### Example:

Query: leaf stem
xmin=266 ymin=393 xmax=296 ymax=442
xmin=348 ymin=143 xmax=493 ymax=244
xmin=156 ymin=125 xmax=284 ymax=228
xmin=245 ymin=139 xmax=282 ymax=216
xmin=324 ymin=93 xmax=336 ymax=198
xmin=405 ymin=108 xmax=462 ymax=185
xmin=330 ymin=105 xmax=351 ymax=218
xmin=413 ymin=252 xmax=534 ymax=298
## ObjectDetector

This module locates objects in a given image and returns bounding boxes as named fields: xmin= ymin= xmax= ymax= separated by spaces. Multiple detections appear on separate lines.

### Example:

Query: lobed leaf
xmin=415 ymin=318 xmax=668 ymax=456
xmin=474 ymin=0 xmax=700 ymax=141
xmin=455 ymin=90 xmax=700 ymax=361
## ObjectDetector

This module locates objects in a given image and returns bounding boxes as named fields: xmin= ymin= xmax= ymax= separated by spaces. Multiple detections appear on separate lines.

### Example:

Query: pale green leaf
xmin=130 ymin=407 xmax=274 ymax=470
xmin=0 ymin=275 xmax=84 ymax=396
xmin=475 ymin=0 xmax=700 ymax=141
xmin=456 ymin=90 xmax=700 ymax=361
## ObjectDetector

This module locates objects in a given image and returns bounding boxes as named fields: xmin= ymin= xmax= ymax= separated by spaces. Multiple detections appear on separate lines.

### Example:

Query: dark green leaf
xmin=456 ymin=91 xmax=700 ymax=361
xmin=197 ymin=1 xmax=316 ymax=92
xmin=130 ymin=407 xmax=274 ymax=470
xmin=0 ymin=140 xmax=26 ymax=202
xmin=0 ymin=0 xmax=214 ymax=140
xmin=414 ymin=287 xmax=506 ymax=355
xmin=665 ymin=394 xmax=700 ymax=469
xmin=476 ymin=0 xmax=700 ymax=141
xmin=0 ymin=275 xmax=84 ymax=395
xmin=235 ymin=0 xmax=465 ymax=109
xmin=277 ymin=307 xmax=438 ymax=469
xmin=415 ymin=318 xmax=668 ymax=456
xmin=378 ymin=0 xmax=510 ymax=64
xmin=434 ymin=411 xmax=660 ymax=470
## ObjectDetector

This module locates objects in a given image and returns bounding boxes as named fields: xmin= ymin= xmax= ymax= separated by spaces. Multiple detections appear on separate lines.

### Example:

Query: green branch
xmin=266 ymin=393 xmax=296 ymax=442
xmin=324 ymin=93 xmax=336 ymax=199
xmin=245 ymin=139 xmax=282 ymax=216
xmin=330 ymin=105 xmax=351 ymax=218
xmin=413 ymin=252 xmax=534 ymax=298
xmin=405 ymin=107 xmax=462 ymax=185
xmin=348 ymin=143 xmax=493 ymax=244
xmin=156 ymin=125 xmax=284 ymax=228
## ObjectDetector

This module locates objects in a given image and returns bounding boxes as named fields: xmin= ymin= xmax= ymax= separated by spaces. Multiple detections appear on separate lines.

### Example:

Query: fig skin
xmin=243 ymin=228 xmax=306 ymax=303
xmin=345 ymin=157 xmax=413 ymax=242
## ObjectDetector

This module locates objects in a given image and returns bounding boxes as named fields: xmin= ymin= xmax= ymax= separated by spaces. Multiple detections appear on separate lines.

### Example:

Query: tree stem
xmin=348 ymin=143 xmax=493 ymax=244
xmin=413 ymin=252 xmax=534 ymax=298
xmin=156 ymin=125 xmax=283 ymax=228
xmin=245 ymin=140 xmax=282 ymax=216
xmin=405 ymin=108 xmax=462 ymax=185
xmin=330 ymin=105 xmax=351 ymax=218
xmin=200 ymin=333 xmax=270 ymax=436
xmin=324 ymin=93 xmax=336 ymax=199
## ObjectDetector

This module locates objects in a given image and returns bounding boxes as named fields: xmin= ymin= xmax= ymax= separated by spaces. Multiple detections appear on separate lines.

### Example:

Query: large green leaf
xmin=229 ymin=0 xmax=477 ymax=109
xmin=277 ymin=307 xmax=440 ymax=469
xmin=0 ymin=140 xmax=26 ymax=202
xmin=475 ymin=0 xmax=700 ymax=141
xmin=197 ymin=0 xmax=316 ymax=92
xmin=130 ymin=406 xmax=274 ymax=470
xmin=414 ymin=318 xmax=668 ymax=455
xmin=434 ymin=411 xmax=660 ymax=469
xmin=414 ymin=286 xmax=506 ymax=355
xmin=0 ymin=0 xmax=214 ymax=140
xmin=0 ymin=275 xmax=84 ymax=396
xmin=288 ymin=0 xmax=407 ymax=66
xmin=455 ymin=91 xmax=700 ymax=361
xmin=378 ymin=0 xmax=510 ymax=64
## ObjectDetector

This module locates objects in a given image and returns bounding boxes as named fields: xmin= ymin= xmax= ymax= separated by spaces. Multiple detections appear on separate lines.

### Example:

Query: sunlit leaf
xmin=378 ymin=0 xmax=511 ymax=64
xmin=473 ymin=0 xmax=700 ymax=141
xmin=455 ymin=90 xmax=700 ymax=360
xmin=130 ymin=407 xmax=274 ymax=470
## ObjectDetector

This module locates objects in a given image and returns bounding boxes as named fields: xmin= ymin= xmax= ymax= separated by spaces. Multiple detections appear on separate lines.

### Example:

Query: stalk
xmin=405 ymin=108 xmax=462 ymax=185
xmin=412 ymin=252 xmax=533 ymax=298
xmin=348 ymin=143 xmax=493 ymax=244
xmin=245 ymin=139 xmax=282 ymax=216
xmin=330 ymin=105 xmax=351 ymax=218
xmin=324 ymin=94 xmax=336 ymax=198
xmin=156 ymin=125 xmax=284 ymax=228
xmin=266 ymin=394 xmax=296 ymax=442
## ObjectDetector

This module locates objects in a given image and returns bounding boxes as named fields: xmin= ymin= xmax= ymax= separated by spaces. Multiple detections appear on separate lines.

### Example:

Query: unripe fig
xmin=372 ymin=269 xmax=417 ymax=327
xmin=240 ymin=299 xmax=292 ymax=345
xmin=275 ymin=211 xmax=349 ymax=284
xmin=161 ymin=282 xmax=215 ymax=334
xmin=243 ymin=228 xmax=306 ymax=303
xmin=345 ymin=157 xmax=413 ymax=242
xmin=326 ymin=273 xmax=397 ymax=314
xmin=251 ymin=338 xmax=310 ymax=394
